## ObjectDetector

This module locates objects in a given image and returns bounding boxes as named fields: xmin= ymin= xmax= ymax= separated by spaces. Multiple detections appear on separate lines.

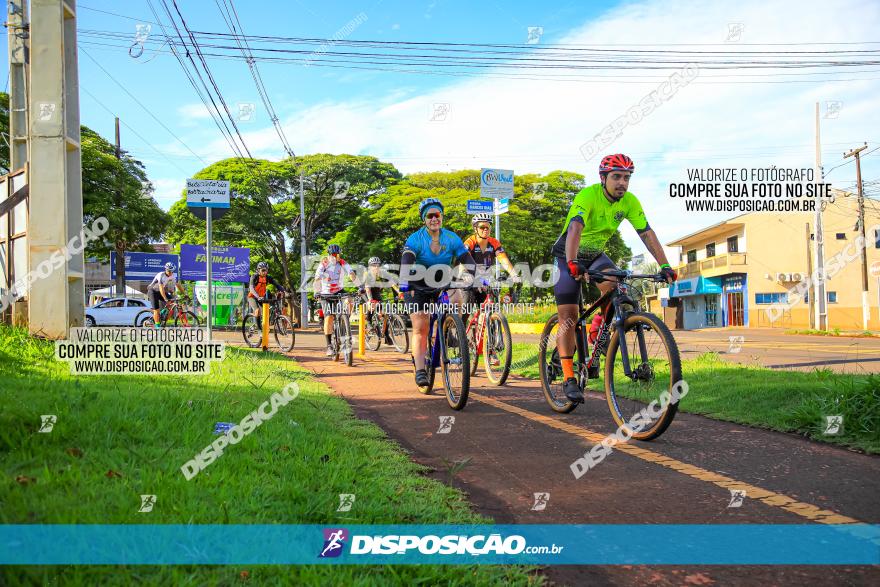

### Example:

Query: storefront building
xmin=665 ymin=191 xmax=880 ymax=330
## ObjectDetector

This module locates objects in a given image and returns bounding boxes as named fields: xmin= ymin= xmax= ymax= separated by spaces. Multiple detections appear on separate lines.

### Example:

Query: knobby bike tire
xmin=389 ymin=314 xmax=409 ymax=354
xmin=539 ymin=313 xmax=578 ymax=414
xmin=274 ymin=315 xmax=295 ymax=352
xmin=339 ymin=314 xmax=354 ymax=366
xmin=484 ymin=312 xmax=512 ymax=386
xmin=365 ymin=313 xmax=382 ymax=352
xmin=442 ymin=313 xmax=470 ymax=410
xmin=242 ymin=314 xmax=262 ymax=348
xmin=604 ymin=312 xmax=682 ymax=441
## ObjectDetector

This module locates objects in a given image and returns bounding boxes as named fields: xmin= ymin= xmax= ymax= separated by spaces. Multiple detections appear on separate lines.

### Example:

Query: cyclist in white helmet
xmin=147 ymin=262 xmax=186 ymax=326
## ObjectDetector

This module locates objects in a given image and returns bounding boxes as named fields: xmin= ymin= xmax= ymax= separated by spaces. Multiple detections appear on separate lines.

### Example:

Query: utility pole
xmin=7 ymin=0 xmax=29 ymax=170
xmin=113 ymin=117 xmax=126 ymax=298
xmin=814 ymin=103 xmax=828 ymax=330
xmin=806 ymin=222 xmax=815 ymax=328
xmin=28 ymin=0 xmax=85 ymax=337
xmin=844 ymin=143 xmax=869 ymax=330
xmin=299 ymin=173 xmax=308 ymax=327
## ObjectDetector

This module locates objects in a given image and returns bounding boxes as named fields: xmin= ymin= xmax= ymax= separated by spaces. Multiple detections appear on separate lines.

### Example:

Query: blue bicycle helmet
xmin=327 ymin=244 xmax=341 ymax=254
xmin=419 ymin=197 xmax=444 ymax=220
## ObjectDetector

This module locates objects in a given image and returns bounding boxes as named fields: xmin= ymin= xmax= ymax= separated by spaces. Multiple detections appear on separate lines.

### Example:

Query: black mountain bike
xmin=242 ymin=293 xmax=295 ymax=352
xmin=538 ymin=265 xmax=682 ymax=441
xmin=410 ymin=285 xmax=470 ymax=410
xmin=360 ymin=293 xmax=409 ymax=354
xmin=316 ymin=292 xmax=356 ymax=366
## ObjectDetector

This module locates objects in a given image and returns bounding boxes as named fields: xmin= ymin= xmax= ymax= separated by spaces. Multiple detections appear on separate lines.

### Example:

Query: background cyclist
xmin=552 ymin=154 xmax=676 ymax=403
xmin=457 ymin=212 xmax=521 ymax=308
xmin=398 ymin=197 xmax=477 ymax=388
xmin=248 ymin=261 xmax=286 ymax=322
xmin=147 ymin=262 xmax=186 ymax=327
xmin=314 ymin=244 xmax=363 ymax=356
xmin=365 ymin=257 xmax=400 ymax=335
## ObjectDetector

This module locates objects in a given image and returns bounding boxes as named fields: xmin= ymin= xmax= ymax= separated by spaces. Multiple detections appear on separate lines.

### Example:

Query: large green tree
xmin=166 ymin=154 xmax=402 ymax=292
xmin=80 ymin=126 xmax=169 ymax=290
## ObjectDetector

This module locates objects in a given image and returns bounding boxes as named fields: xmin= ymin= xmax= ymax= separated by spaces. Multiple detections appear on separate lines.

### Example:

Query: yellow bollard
xmin=357 ymin=301 xmax=367 ymax=358
xmin=261 ymin=302 xmax=270 ymax=351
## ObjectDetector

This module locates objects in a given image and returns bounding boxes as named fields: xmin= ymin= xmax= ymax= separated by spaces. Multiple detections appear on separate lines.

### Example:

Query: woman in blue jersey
xmin=399 ymin=198 xmax=477 ymax=388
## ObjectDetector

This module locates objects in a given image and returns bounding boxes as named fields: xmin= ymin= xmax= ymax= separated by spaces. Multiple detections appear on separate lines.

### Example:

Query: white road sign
xmin=480 ymin=168 xmax=514 ymax=199
xmin=186 ymin=179 xmax=230 ymax=208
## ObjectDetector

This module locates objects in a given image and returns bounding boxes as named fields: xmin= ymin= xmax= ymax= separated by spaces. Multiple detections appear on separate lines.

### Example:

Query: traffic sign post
xmin=480 ymin=168 xmax=515 ymax=282
xmin=186 ymin=179 xmax=231 ymax=341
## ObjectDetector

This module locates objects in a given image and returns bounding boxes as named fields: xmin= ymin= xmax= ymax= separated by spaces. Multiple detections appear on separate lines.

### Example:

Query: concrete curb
xmin=509 ymin=322 xmax=545 ymax=334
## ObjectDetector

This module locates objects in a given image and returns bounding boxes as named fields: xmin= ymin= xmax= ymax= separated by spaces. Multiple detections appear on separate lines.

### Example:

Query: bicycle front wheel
xmin=175 ymin=311 xmax=200 ymax=328
xmin=484 ymin=312 xmax=512 ymax=386
xmin=365 ymin=314 xmax=382 ymax=351
xmin=441 ymin=314 xmax=470 ymax=410
xmin=605 ymin=312 xmax=683 ymax=441
xmin=388 ymin=314 xmax=409 ymax=354
xmin=538 ymin=313 xmax=579 ymax=414
xmin=274 ymin=315 xmax=295 ymax=352
xmin=242 ymin=314 xmax=262 ymax=347
xmin=338 ymin=314 xmax=354 ymax=366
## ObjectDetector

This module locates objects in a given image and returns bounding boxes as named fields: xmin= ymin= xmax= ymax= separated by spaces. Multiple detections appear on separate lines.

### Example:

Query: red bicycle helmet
xmin=599 ymin=153 xmax=635 ymax=174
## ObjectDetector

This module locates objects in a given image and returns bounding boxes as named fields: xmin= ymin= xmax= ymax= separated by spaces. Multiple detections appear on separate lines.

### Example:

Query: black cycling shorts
xmin=401 ymin=281 xmax=441 ymax=315
xmin=553 ymin=254 xmax=618 ymax=306
xmin=150 ymin=290 xmax=167 ymax=310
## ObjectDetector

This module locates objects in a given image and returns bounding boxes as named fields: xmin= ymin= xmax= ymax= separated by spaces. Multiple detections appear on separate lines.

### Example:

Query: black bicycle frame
xmin=580 ymin=281 xmax=644 ymax=379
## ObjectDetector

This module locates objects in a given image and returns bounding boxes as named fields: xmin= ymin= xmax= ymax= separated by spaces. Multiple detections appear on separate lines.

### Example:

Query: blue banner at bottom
xmin=2 ymin=525 xmax=878 ymax=565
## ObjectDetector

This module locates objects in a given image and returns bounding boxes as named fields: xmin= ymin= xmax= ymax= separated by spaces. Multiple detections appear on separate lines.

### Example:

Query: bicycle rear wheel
xmin=242 ymin=314 xmax=262 ymax=347
xmin=605 ymin=312 xmax=683 ymax=441
xmin=539 ymin=313 xmax=579 ymax=414
xmin=175 ymin=311 xmax=200 ymax=327
xmin=484 ymin=312 xmax=512 ymax=386
xmin=388 ymin=314 xmax=409 ymax=354
xmin=274 ymin=315 xmax=295 ymax=352
xmin=441 ymin=314 xmax=470 ymax=410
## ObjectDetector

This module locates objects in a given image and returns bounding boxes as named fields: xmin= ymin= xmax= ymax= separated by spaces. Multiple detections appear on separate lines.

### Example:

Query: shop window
xmin=836 ymin=233 xmax=846 ymax=240
xmin=828 ymin=291 xmax=837 ymax=303
xmin=706 ymin=243 xmax=715 ymax=258
xmin=755 ymin=292 xmax=786 ymax=305
xmin=687 ymin=249 xmax=697 ymax=263
xmin=874 ymin=229 xmax=880 ymax=249
xmin=727 ymin=236 xmax=738 ymax=253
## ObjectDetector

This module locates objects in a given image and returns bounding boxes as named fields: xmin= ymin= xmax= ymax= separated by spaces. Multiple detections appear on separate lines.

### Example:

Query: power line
xmin=80 ymin=48 xmax=208 ymax=165
xmin=213 ymin=0 xmax=295 ymax=158
xmin=78 ymin=3 xmax=162 ymax=26
xmin=80 ymin=85 xmax=193 ymax=176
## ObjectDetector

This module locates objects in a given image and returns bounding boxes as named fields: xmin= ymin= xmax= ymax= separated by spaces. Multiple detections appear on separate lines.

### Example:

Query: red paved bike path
xmin=229 ymin=330 xmax=880 ymax=586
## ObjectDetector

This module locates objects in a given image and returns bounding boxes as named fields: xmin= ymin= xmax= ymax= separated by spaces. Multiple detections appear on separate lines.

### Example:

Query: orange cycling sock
xmin=560 ymin=356 xmax=575 ymax=380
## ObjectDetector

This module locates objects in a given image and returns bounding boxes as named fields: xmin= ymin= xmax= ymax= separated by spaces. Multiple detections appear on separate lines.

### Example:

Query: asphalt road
xmin=216 ymin=328 xmax=880 ymax=586
xmin=514 ymin=327 xmax=880 ymax=374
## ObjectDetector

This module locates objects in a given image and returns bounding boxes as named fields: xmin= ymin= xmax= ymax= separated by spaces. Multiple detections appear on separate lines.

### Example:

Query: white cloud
xmin=150 ymin=177 xmax=184 ymax=208
xmin=170 ymin=0 xmax=880 ymax=260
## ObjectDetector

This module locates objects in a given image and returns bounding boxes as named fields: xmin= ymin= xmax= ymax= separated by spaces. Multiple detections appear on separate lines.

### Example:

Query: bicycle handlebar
xmin=574 ymin=261 xmax=667 ymax=283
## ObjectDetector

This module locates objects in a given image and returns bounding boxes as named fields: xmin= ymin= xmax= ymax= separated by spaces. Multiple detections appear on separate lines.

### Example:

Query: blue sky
xmin=4 ymin=0 xmax=880 ymax=263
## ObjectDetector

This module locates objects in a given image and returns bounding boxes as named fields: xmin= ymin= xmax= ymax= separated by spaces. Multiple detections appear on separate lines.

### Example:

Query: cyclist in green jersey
xmin=552 ymin=153 xmax=677 ymax=403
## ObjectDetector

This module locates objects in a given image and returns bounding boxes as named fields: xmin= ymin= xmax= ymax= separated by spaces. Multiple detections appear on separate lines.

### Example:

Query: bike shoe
xmin=325 ymin=344 xmax=336 ymax=357
xmin=563 ymin=377 xmax=584 ymax=403
xmin=415 ymin=369 xmax=429 ymax=387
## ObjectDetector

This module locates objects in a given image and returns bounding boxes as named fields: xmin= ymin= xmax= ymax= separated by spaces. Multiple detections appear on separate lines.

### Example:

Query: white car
xmin=85 ymin=297 xmax=151 ymax=327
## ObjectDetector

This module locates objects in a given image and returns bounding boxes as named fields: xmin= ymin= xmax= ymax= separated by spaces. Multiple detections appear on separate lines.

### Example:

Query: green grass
xmin=510 ymin=343 xmax=880 ymax=454
xmin=785 ymin=328 xmax=879 ymax=338
xmin=0 ymin=325 xmax=542 ymax=586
